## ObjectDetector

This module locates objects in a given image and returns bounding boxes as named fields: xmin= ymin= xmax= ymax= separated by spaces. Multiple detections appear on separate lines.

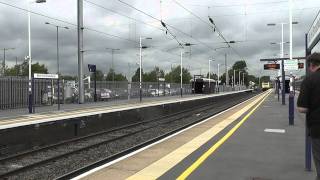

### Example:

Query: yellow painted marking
xmin=177 ymin=90 xmax=271 ymax=180
xmin=126 ymin=91 xmax=270 ymax=180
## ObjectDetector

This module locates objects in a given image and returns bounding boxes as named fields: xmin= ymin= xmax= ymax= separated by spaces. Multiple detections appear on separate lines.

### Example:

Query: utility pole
xmin=77 ymin=0 xmax=84 ymax=104
xmin=242 ymin=72 xmax=245 ymax=86
xmin=239 ymin=71 xmax=241 ymax=86
xmin=233 ymin=69 xmax=236 ymax=87
xmin=139 ymin=37 xmax=142 ymax=102
xmin=180 ymin=50 xmax=183 ymax=97
xmin=105 ymin=48 xmax=120 ymax=83
xmin=217 ymin=64 xmax=220 ymax=92
xmin=15 ymin=57 xmax=18 ymax=76
xmin=281 ymin=23 xmax=286 ymax=105
xmin=1 ymin=48 xmax=14 ymax=76
xmin=225 ymin=53 xmax=228 ymax=86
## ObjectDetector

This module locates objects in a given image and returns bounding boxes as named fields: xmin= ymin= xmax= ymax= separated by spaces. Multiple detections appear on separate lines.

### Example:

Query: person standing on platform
xmin=297 ymin=52 xmax=320 ymax=180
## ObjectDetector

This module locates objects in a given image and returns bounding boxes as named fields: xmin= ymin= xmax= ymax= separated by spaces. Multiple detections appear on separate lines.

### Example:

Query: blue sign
xmin=88 ymin=64 xmax=96 ymax=72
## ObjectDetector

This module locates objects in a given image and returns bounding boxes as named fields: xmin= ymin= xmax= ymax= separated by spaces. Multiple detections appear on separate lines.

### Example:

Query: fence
xmin=0 ymin=76 xmax=247 ymax=110
xmin=0 ymin=76 xmax=193 ymax=110
xmin=0 ymin=77 xmax=58 ymax=110
xmin=85 ymin=81 xmax=193 ymax=102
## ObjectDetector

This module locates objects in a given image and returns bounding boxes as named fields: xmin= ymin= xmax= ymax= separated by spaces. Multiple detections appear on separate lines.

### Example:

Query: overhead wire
xmin=0 ymin=1 xmax=137 ymax=44
xmin=186 ymin=0 xmax=291 ymax=8
xmin=116 ymin=0 xmax=182 ymax=46
xmin=117 ymin=0 xmax=216 ymax=51
xmin=171 ymin=0 xmax=243 ymax=59
xmin=83 ymin=0 xmax=166 ymax=34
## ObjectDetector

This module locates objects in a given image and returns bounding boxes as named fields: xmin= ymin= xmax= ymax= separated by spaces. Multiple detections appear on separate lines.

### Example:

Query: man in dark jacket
xmin=297 ymin=52 xmax=320 ymax=180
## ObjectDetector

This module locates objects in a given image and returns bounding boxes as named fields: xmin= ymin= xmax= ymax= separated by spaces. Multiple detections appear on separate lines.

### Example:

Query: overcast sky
xmin=1 ymin=0 xmax=320 ymax=79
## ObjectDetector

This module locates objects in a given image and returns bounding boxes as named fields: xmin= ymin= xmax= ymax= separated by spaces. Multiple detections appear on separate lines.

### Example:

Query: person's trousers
xmin=312 ymin=138 xmax=320 ymax=180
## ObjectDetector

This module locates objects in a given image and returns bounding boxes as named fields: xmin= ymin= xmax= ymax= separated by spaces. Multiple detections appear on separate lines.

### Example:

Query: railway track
xmin=0 ymin=91 xmax=260 ymax=179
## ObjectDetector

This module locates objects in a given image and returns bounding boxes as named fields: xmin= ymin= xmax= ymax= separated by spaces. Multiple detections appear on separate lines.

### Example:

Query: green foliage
xmin=131 ymin=68 xmax=142 ymax=82
xmin=260 ymin=76 xmax=270 ymax=83
xmin=232 ymin=60 xmax=247 ymax=71
xmin=247 ymin=74 xmax=259 ymax=85
xmin=164 ymin=65 xmax=192 ymax=84
xmin=4 ymin=60 xmax=48 ymax=76
xmin=90 ymin=69 xmax=105 ymax=81
xmin=144 ymin=66 xmax=165 ymax=82
xmin=206 ymin=73 xmax=217 ymax=80
xmin=229 ymin=60 xmax=248 ymax=85
xmin=105 ymin=68 xmax=127 ymax=81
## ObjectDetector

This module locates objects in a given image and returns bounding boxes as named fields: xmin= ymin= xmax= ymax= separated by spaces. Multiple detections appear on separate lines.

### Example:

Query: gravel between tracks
xmin=2 ymin=92 xmax=257 ymax=179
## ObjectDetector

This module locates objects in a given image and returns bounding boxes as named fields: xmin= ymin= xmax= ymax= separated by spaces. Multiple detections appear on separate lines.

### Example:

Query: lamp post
xmin=28 ymin=0 xmax=46 ymax=113
xmin=238 ymin=70 xmax=242 ymax=87
xmin=1 ymin=48 xmax=15 ymax=75
xmin=106 ymin=48 xmax=120 ymax=83
xmin=217 ymin=64 xmax=220 ymax=92
xmin=208 ymin=59 xmax=214 ymax=93
xmin=180 ymin=50 xmax=183 ymax=97
xmin=267 ymin=21 xmax=298 ymax=105
xmin=233 ymin=69 xmax=236 ymax=88
xmin=167 ymin=43 xmax=193 ymax=98
xmin=139 ymin=36 xmax=152 ymax=102
xmin=45 ymin=22 xmax=69 ymax=110
xmin=242 ymin=72 xmax=246 ymax=86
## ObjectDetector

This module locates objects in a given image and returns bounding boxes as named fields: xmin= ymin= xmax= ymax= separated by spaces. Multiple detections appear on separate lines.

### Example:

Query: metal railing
xmin=0 ymin=77 xmax=56 ymax=110
xmin=0 ymin=76 xmax=246 ymax=110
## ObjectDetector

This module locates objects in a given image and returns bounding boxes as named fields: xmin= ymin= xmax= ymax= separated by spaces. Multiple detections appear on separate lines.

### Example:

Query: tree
xmin=114 ymin=73 xmax=127 ymax=81
xmin=144 ymin=66 xmax=165 ymax=82
xmin=90 ymin=69 xmax=104 ymax=81
xmin=260 ymin=76 xmax=270 ymax=83
xmin=165 ymin=65 xmax=192 ymax=84
xmin=4 ymin=64 xmax=20 ymax=76
xmin=230 ymin=60 xmax=248 ymax=85
xmin=232 ymin=60 xmax=247 ymax=71
xmin=60 ymin=75 xmax=77 ymax=80
xmin=247 ymin=74 xmax=259 ymax=86
xmin=105 ymin=68 xmax=115 ymax=81
xmin=5 ymin=60 xmax=48 ymax=76
xmin=132 ymin=68 xmax=143 ymax=82
xmin=206 ymin=72 xmax=217 ymax=80
xmin=103 ymin=68 xmax=127 ymax=81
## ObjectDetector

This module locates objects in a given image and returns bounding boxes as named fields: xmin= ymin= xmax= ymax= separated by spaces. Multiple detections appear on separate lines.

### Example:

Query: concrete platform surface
xmin=159 ymin=92 xmax=316 ymax=180
xmin=77 ymin=91 xmax=266 ymax=180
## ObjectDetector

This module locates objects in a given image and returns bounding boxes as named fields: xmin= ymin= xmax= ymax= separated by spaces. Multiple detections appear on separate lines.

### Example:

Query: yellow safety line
xmin=176 ymin=90 xmax=271 ymax=180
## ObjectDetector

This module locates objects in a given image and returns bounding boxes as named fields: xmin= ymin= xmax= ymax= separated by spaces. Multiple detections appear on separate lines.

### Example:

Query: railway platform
xmin=0 ymin=90 xmax=250 ymax=129
xmin=79 ymin=90 xmax=317 ymax=180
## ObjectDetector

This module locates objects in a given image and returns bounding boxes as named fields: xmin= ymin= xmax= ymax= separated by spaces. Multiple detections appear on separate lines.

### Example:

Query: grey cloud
xmin=1 ymin=0 xmax=320 ymax=80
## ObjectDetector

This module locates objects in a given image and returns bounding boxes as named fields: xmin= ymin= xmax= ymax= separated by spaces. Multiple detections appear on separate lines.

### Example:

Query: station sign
xmin=88 ymin=64 xmax=96 ymax=72
xmin=284 ymin=60 xmax=298 ymax=71
xmin=308 ymin=10 xmax=320 ymax=49
xmin=264 ymin=63 xmax=280 ymax=70
xmin=34 ymin=73 xmax=58 ymax=79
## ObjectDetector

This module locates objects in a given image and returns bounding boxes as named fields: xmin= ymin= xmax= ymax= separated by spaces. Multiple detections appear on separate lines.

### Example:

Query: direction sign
xmin=284 ymin=60 xmax=298 ymax=71
xmin=34 ymin=73 xmax=59 ymax=79
xmin=88 ymin=64 xmax=96 ymax=72
xmin=264 ymin=63 xmax=280 ymax=70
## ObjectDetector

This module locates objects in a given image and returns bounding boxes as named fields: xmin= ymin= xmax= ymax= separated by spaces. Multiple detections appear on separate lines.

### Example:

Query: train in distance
xmin=261 ymin=82 xmax=271 ymax=91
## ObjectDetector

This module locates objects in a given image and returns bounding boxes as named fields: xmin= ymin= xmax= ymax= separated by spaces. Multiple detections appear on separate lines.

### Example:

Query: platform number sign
xmin=88 ymin=64 xmax=96 ymax=72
